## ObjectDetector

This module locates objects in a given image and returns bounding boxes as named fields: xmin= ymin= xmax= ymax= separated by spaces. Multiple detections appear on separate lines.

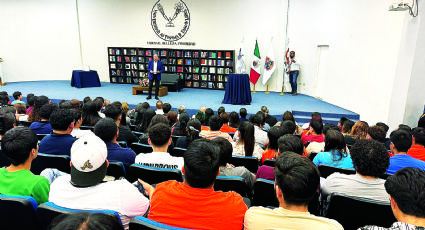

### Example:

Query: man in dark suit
xmin=147 ymin=54 xmax=164 ymax=100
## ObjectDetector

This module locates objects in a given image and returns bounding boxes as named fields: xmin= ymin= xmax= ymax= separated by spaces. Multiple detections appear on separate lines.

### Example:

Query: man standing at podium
xmin=147 ymin=54 xmax=164 ymax=100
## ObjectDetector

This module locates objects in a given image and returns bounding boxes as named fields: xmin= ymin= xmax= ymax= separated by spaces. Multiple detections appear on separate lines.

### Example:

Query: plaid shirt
xmin=360 ymin=222 xmax=425 ymax=230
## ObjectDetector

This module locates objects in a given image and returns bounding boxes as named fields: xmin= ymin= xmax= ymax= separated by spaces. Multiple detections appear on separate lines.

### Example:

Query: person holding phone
xmin=147 ymin=54 xmax=164 ymax=100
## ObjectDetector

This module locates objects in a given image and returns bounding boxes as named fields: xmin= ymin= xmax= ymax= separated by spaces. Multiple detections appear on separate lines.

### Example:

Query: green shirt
xmin=0 ymin=167 xmax=50 ymax=204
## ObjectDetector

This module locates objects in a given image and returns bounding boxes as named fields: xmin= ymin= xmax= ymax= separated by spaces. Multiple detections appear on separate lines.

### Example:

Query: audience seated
xmin=162 ymin=103 xmax=172 ymax=116
xmin=232 ymin=121 xmax=264 ymax=159
xmin=360 ymin=167 xmax=425 ymax=230
xmin=29 ymin=103 xmax=57 ymax=134
xmin=177 ymin=104 xmax=186 ymax=119
xmin=219 ymin=112 xmax=237 ymax=133
xmin=175 ymin=118 xmax=202 ymax=149
xmin=234 ymin=114 xmax=269 ymax=147
xmin=39 ymin=109 xmax=77 ymax=156
xmin=407 ymin=127 xmax=425 ymax=162
xmin=261 ymin=106 xmax=278 ymax=127
xmin=313 ymin=130 xmax=354 ymax=170
xmin=135 ymin=108 xmax=156 ymax=133
xmin=69 ymin=99 xmax=82 ymax=111
xmin=11 ymin=91 xmax=25 ymax=105
xmin=301 ymin=112 xmax=323 ymax=130
xmin=70 ymin=110 xmax=93 ymax=138
xmin=95 ymin=118 xmax=136 ymax=167
xmin=278 ymin=111 xmax=304 ymax=135
xmin=0 ymin=111 xmax=17 ymax=140
xmin=0 ymin=127 xmax=50 ymax=204
xmin=398 ymin=124 xmax=412 ymax=134
xmin=48 ymin=135 xmax=149 ymax=229
xmin=344 ymin=121 xmax=369 ymax=146
xmin=376 ymin=122 xmax=391 ymax=150
xmin=26 ymin=95 xmax=35 ymax=115
xmin=244 ymin=152 xmax=343 ymax=230
xmin=49 ymin=212 xmax=124 ymax=230
xmin=387 ymin=130 xmax=425 ymax=174
xmin=239 ymin=108 xmax=248 ymax=122
xmin=341 ymin=119 xmax=354 ymax=136
xmin=93 ymin=97 xmax=105 ymax=118
xmin=337 ymin=117 xmax=348 ymax=131
xmin=167 ymin=110 xmax=178 ymax=128
xmin=217 ymin=106 xmax=225 ymax=115
xmin=155 ymin=100 xmax=164 ymax=115
xmin=143 ymin=138 xmax=247 ymax=230
xmin=200 ymin=115 xmax=233 ymax=142
xmin=14 ymin=103 xmax=28 ymax=121
xmin=322 ymin=123 xmax=339 ymax=135
xmin=0 ymin=91 xmax=10 ymax=105
xmin=82 ymin=101 xmax=102 ymax=126
xmin=28 ymin=95 xmax=49 ymax=122
xmin=322 ymin=139 xmax=390 ymax=203
xmin=195 ymin=110 xmax=207 ymax=128
xmin=229 ymin=111 xmax=240 ymax=128
xmin=301 ymin=121 xmax=325 ymax=146
xmin=367 ymin=125 xmax=388 ymax=146
xmin=172 ymin=112 xmax=190 ymax=136
xmin=104 ymin=104 xmax=138 ymax=145
xmin=261 ymin=126 xmax=285 ymax=163
xmin=203 ymin=108 xmax=214 ymax=128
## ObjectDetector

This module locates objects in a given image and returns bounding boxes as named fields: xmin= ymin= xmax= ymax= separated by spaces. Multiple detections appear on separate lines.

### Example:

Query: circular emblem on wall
xmin=151 ymin=0 xmax=191 ymax=42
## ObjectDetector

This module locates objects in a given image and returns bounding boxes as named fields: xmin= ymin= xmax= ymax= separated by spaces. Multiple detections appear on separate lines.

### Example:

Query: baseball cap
xmin=70 ymin=135 xmax=108 ymax=187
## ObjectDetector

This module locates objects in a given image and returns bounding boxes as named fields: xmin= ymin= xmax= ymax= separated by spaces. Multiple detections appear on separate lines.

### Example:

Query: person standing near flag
xmin=288 ymin=51 xmax=300 ymax=96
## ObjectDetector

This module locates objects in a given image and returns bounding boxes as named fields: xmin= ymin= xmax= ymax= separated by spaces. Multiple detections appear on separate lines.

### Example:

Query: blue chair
xmin=0 ymin=194 xmax=42 ymax=230
xmin=229 ymin=156 xmax=259 ymax=173
xmin=118 ymin=141 xmax=128 ymax=148
xmin=30 ymin=153 xmax=71 ymax=175
xmin=214 ymin=176 xmax=248 ymax=198
xmin=263 ymin=159 xmax=276 ymax=167
xmin=132 ymin=131 xmax=145 ymax=138
xmin=107 ymin=161 xmax=127 ymax=179
xmin=129 ymin=216 xmax=192 ymax=230
xmin=172 ymin=147 xmax=186 ymax=157
xmin=130 ymin=143 xmax=153 ymax=154
xmin=20 ymin=120 xmax=33 ymax=127
xmin=37 ymin=202 xmax=122 ymax=230
xmin=128 ymin=164 xmax=183 ymax=184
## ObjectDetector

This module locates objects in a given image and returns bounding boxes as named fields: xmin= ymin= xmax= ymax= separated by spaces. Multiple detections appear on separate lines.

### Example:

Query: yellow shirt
xmin=244 ymin=206 xmax=343 ymax=230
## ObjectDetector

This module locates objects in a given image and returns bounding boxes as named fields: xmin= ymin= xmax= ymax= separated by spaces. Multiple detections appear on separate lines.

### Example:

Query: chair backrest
xmin=37 ymin=134 xmax=49 ymax=141
xmin=252 ymin=179 xmax=279 ymax=207
xmin=20 ymin=120 xmax=33 ymax=127
xmin=0 ymin=194 xmax=42 ymax=230
xmin=214 ymin=176 xmax=247 ymax=197
xmin=37 ymin=202 xmax=122 ymax=230
xmin=229 ymin=156 xmax=259 ymax=173
xmin=325 ymin=193 xmax=396 ymax=230
xmin=31 ymin=153 xmax=71 ymax=175
xmin=107 ymin=161 xmax=127 ymax=179
xmin=128 ymin=164 xmax=183 ymax=184
xmin=117 ymin=141 xmax=128 ymax=148
xmin=263 ymin=159 xmax=276 ymax=167
xmin=131 ymin=143 xmax=153 ymax=154
xmin=79 ymin=126 xmax=95 ymax=132
xmin=130 ymin=124 xmax=137 ymax=131
xmin=171 ymin=135 xmax=183 ymax=145
xmin=133 ymin=131 xmax=145 ymax=138
xmin=318 ymin=165 xmax=356 ymax=178
xmin=0 ymin=149 xmax=11 ymax=168
xmin=129 ymin=216 xmax=192 ymax=230
xmin=172 ymin=147 xmax=186 ymax=158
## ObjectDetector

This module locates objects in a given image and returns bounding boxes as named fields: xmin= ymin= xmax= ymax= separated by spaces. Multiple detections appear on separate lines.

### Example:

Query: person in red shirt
xmin=261 ymin=126 xmax=285 ymax=163
xmin=219 ymin=112 xmax=237 ymax=133
xmin=301 ymin=121 xmax=324 ymax=146
xmin=140 ymin=139 xmax=247 ymax=230
xmin=407 ymin=127 xmax=425 ymax=161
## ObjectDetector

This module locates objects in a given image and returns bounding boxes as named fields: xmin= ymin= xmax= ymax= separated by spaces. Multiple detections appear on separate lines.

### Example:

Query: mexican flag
xmin=262 ymin=40 xmax=276 ymax=85
xmin=249 ymin=40 xmax=261 ymax=85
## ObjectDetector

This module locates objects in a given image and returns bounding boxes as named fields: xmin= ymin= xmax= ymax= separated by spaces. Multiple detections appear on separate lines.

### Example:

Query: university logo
xmin=265 ymin=57 xmax=274 ymax=70
xmin=151 ymin=0 xmax=191 ymax=41
xmin=81 ymin=160 xmax=93 ymax=170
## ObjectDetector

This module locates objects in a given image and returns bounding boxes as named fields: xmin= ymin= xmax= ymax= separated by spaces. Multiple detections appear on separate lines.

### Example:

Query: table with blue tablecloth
xmin=71 ymin=70 xmax=101 ymax=88
xmin=222 ymin=74 xmax=252 ymax=105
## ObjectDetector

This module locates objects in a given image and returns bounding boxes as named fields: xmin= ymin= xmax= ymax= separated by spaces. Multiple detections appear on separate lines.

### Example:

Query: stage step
xmin=292 ymin=110 xmax=360 ymax=125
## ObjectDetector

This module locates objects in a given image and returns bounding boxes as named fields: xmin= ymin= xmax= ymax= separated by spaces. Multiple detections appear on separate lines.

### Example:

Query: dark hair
xmin=278 ymin=134 xmax=304 ymax=155
xmin=390 ymin=130 xmax=412 ymax=152
xmin=0 ymin=95 xmax=9 ymax=105
xmin=72 ymin=109 xmax=82 ymax=126
xmin=376 ymin=122 xmax=389 ymax=134
xmin=141 ymin=102 xmax=150 ymax=110
xmin=324 ymin=130 xmax=347 ymax=161
xmin=0 ymin=112 xmax=16 ymax=136
xmin=281 ymin=120 xmax=296 ymax=135
xmin=184 ymin=139 xmax=220 ymax=188
xmin=92 ymin=98 xmax=104 ymax=112
xmin=310 ymin=121 xmax=323 ymax=135
xmin=229 ymin=112 xmax=240 ymax=128
xmin=82 ymin=102 xmax=101 ymax=126
xmin=220 ymin=112 xmax=230 ymax=124
xmin=341 ymin=120 xmax=355 ymax=134
xmin=238 ymin=121 xmax=255 ymax=157
xmin=94 ymin=118 xmax=117 ymax=143
xmin=1 ymin=127 xmax=38 ymax=166
xmin=50 ymin=109 xmax=75 ymax=131
xmin=267 ymin=126 xmax=285 ymax=150
xmin=368 ymin=125 xmax=386 ymax=142
xmin=398 ymin=124 xmax=412 ymax=134
xmin=418 ymin=114 xmax=425 ymax=129
xmin=14 ymin=103 xmax=26 ymax=114
xmin=310 ymin=112 xmax=322 ymax=125
xmin=177 ymin=113 xmax=190 ymax=136
xmin=195 ymin=111 xmax=206 ymax=125
xmin=204 ymin=108 xmax=214 ymax=126
xmin=149 ymin=123 xmax=171 ymax=147
xmin=322 ymin=123 xmax=339 ymax=135
xmin=209 ymin=115 xmax=223 ymax=131
xmin=26 ymin=93 xmax=35 ymax=106
xmin=137 ymin=109 xmax=156 ymax=133
xmin=213 ymin=138 xmax=233 ymax=166
xmin=187 ymin=118 xmax=201 ymax=144
xmin=239 ymin=108 xmax=247 ymax=118
xmin=249 ymin=114 xmax=262 ymax=126
xmin=27 ymin=96 xmax=35 ymax=107
xmin=69 ymin=99 xmax=82 ymax=111
xmin=48 ymin=212 xmax=123 ymax=230
xmin=162 ymin=103 xmax=171 ymax=114
xmin=385 ymin=167 xmax=425 ymax=218
xmin=104 ymin=104 xmax=122 ymax=122
xmin=282 ymin=111 xmax=296 ymax=124
xmin=274 ymin=152 xmax=320 ymax=206
xmin=338 ymin=117 xmax=348 ymax=126
xmin=350 ymin=139 xmax=390 ymax=177
xmin=412 ymin=127 xmax=425 ymax=146
xmin=83 ymin=96 xmax=91 ymax=103
xmin=217 ymin=106 xmax=225 ymax=115
xmin=40 ymin=103 xmax=59 ymax=120
xmin=29 ymin=95 xmax=49 ymax=122
xmin=146 ymin=114 xmax=168 ymax=132
xmin=166 ymin=111 xmax=178 ymax=125
xmin=254 ymin=112 xmax=265 ymax=126
xmin=59 ymin=101 xmax=72 ymax=110
xmin=12 ymin=91 xmax=22 ymax=100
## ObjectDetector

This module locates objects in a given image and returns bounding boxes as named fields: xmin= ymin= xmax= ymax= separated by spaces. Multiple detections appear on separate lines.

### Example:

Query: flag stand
xmin=265 ymin=85 xmax=270 ymax=94
xmin=280 ymin=86 xmax=284 ymax=95
xmin=252 ymin=84 xmax=257 ymax=94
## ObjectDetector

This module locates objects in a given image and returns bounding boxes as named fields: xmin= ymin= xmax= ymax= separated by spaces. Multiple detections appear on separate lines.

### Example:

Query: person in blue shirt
xmin=387 ymin=130 xmax=425 ymax=174
xmin=11 ymin=91 xmax=25 ymax=105
xmin=29 ymin=103 xmax=57 ymax=134
xmin=313 ymin=130 xmax=354 ymax=170
xmin=94 ymin=117 xmax=136 ymax=167
xmin=39 ymin=109 xmax=77 ymax=156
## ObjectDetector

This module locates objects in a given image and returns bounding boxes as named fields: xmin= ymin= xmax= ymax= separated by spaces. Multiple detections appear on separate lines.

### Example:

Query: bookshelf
xmin=107 ymin=47 xmax=234 ymax=90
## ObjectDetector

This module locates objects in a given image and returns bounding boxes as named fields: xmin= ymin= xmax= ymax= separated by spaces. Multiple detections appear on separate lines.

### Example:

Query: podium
xmin=71 ymin=70 xmax=101 ymax=88
xmin=222 ymin=74 xmax=252 ymax=105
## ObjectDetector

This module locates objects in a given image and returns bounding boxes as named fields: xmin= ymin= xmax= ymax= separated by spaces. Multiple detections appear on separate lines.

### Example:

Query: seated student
xmin=261 ymin=106 xmax=278 ymax=127
xmin=261 ymin=126 xmax=285 ymax=164
xmin=232 ymin=121 xmax=264 ymax=160
xmin=26 ymin=95 xmax=35 ymax=115
xmin=245 ymin=152 xmax=343 ymax=230
xmin=167 ymin=111 xmax=178 ymax=128
xmin=142 ymin=139 xmax=247 ymax=230
xmin=0 ymin=111 xmax=17 ymax=140
xmin=219 ymin=112 xmax=237 ymax=133
xmin=337 ymin=117 xmax=348 ymax=131
xmin=239 ymin=108 xmax=248 ymax=122
xmin=341 ymin=119 xmax=355 ymax=136
xmin=93 ymin=97 xmax=105 ymax=118
xmin=313 ymin=130 xmax=354 ymax=169
xmin=29 ymin=103 xmax=57 ymax=134
xmin=11 ymin=91 xmax=25 ymax=105
xmin=229 ymin=111 xmax=241 ymax=129
xmin=14 ymin=103 xmax=28 ymax=121
xmin=376 ymin=122 xmax=391 ymax=150
xmin=360 ymin=167 xmax=425 ymax=230
xmin=48 ymin=135 xmax=149 ymax=229
xmin=95 ymin=118 xmax=136 ymax=167
xmin=103 ymin=104 xmax=139 ymax=145
xmin=70 ymin=110 xmax=93 ymax=138
xmin=0 ymin=127 xmax=50 ymax=204
xmin=256 ymin=134 xmax=304 ymax=181
xmin=39 ymin=109 xmax=77 ymax=156
xmin=81 ymin=101 xmax=102 ymax=126
xmin=407 ymin=127 xmax=425 ymax=161
xmin=387 ymin=130 xmax=425 ymax=174
xmin=278 ymin=111 xmax=304 ymax=135
xmin=367 ymin=125 xmax=389 ymax=151
xmin=162 ymin=103 xmax=172 ymax=116
xmin=176 ymin=118 xmax=202 ymax=149
xmin=49 ymin=212 xmax=123 ymax=230
xmin=214 ymin=137 xmax=255 ymax=195
xmin=345 ymin=121 xmax=369 ymax=146
xmin=135 ymin=123 xmax=183 ymax=169
xmin=301 ymin=121 xmax=324 ymax=146
xmin=233 ymin=114 xmax=269 ymax=147
xmin=200 ymin=115 xmax=233 ymax=142
xmin=155 ymin=100 xmax=164 ymax=115
xmin=28 ymin=95 xmax=49 ymax=122
xmin=322 ymin=139 xmax=390 ymax=203
xmin=171 ymin=112 xmax=190 ymax=136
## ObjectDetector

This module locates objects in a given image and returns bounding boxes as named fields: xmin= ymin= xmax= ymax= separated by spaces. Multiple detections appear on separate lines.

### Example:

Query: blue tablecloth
xmin=222 ymin=74 xmax=252 ymax=105
xmin=71 ymin=70 xmax=101 ymax=88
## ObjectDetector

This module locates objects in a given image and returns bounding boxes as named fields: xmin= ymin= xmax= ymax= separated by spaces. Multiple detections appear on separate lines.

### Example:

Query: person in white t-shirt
xmin=48 ymin=135 xmax=149 ymax=229
xmin=70 ymin=110 xmax=94 ymax=138
xmin=135 ymin=123 xmax=183 ymax=170
xmin=288 ymin=51 xmax=301 ymax=96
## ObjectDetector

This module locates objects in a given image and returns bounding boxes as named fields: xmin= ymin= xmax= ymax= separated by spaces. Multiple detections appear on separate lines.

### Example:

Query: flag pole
xmin=265 ymin=85 xmax=270 ymax=94
xmin=280 ymin=86 xmax=284 ymax=95
xmin=253 ymin=84 xmax=256 ymax=94
xmin=282 ymin=0 xmax=290 ymax=96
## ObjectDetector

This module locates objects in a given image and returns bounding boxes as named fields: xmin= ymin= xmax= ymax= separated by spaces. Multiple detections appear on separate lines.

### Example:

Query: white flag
xmin=236 ymin=42 xmax=247 ymax=74
xmin=262 ymin=40 xmax=276 ymax=85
